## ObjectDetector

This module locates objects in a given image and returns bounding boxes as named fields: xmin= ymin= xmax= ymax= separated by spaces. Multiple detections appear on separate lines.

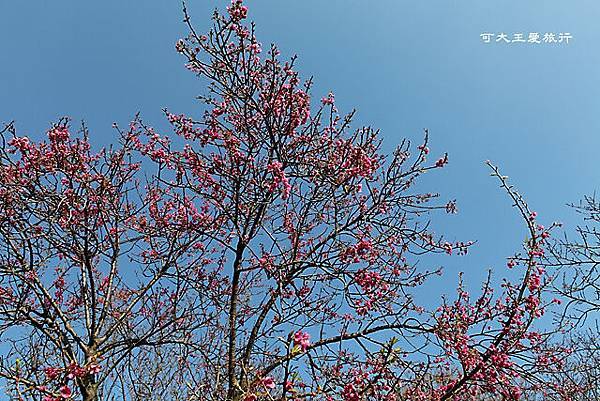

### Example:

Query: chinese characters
xmin=480 ymin=32 xmax=572 ymax=44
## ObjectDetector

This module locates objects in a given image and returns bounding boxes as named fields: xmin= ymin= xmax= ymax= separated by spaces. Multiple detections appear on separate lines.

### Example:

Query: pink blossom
xmin=267 ymin=160 xmax=291 ymax=199
xmin=321 ymin=92 xmax=335 ymax=105
xmin=227 ymin=0 xmax=248 ymax=21
xmin=293 ymin=330 xmax=310 ymax=352
xmin=261 ymin=376 xmax=276 ymax=389
xmin=435 ymin=154 xmax=448 ymax=167
xmin=44 ymin=366 xmax=61 ymax=380
xmin=48 ymin=126 xmax=70 ymax=143
xmin=87 ymin=363 xmax=101 ymax=375
xmin=59 ymin=385 xmax=72 ymax=399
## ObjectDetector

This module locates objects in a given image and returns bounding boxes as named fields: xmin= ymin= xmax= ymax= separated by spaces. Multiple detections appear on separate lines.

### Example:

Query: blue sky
xmin=1 ymin=0 xmax=599 ymax=296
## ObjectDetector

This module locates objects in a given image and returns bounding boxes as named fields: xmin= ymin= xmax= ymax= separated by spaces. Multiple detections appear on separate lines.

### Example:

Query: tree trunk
xmin=81 ymin=381 xmax=99 ymax=401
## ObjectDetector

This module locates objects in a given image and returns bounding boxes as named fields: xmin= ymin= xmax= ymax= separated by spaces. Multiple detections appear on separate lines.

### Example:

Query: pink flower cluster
xmin=166 ymin=111 xmax=202 ymax=140
xmin=40 ymin=362 xmax=102 ymax=400
xmin=321 ymin=92 xmax=335 ymax=105
xmin=227 ymin=0 xmax=248 ymax=21
xmin=147 ymin=189 xmax=213 ymax=233
xmin=293 ymin=330 xmax=310 ymax=352
xmin=330 ymin=139 xmax=379 ymax=184
xmin=42 ymin=385 xmax=72 ymax=401
xmin=267 ymin=160 xmax=291 ymax=200
xmin=341 ymin=239 xmax=375 ymax=263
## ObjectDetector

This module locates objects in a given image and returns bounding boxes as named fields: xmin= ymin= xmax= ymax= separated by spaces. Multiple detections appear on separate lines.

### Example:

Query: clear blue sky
xmin=1 ymin=0 xmax=599 ymax=296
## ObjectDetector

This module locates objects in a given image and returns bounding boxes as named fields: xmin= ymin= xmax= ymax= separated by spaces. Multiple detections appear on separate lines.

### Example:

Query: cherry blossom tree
xmin=0 ymin=1 xmax=584 ymax=400
xmin=0 ymin=119 xmax=221 ymax=401
xmin=550 ymin=194 xmax=600 ymax=326
xmin=540 ymin=195 xmax=600 ymax=401
xmin=538 ymin=330 xmax=600 ymax=401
